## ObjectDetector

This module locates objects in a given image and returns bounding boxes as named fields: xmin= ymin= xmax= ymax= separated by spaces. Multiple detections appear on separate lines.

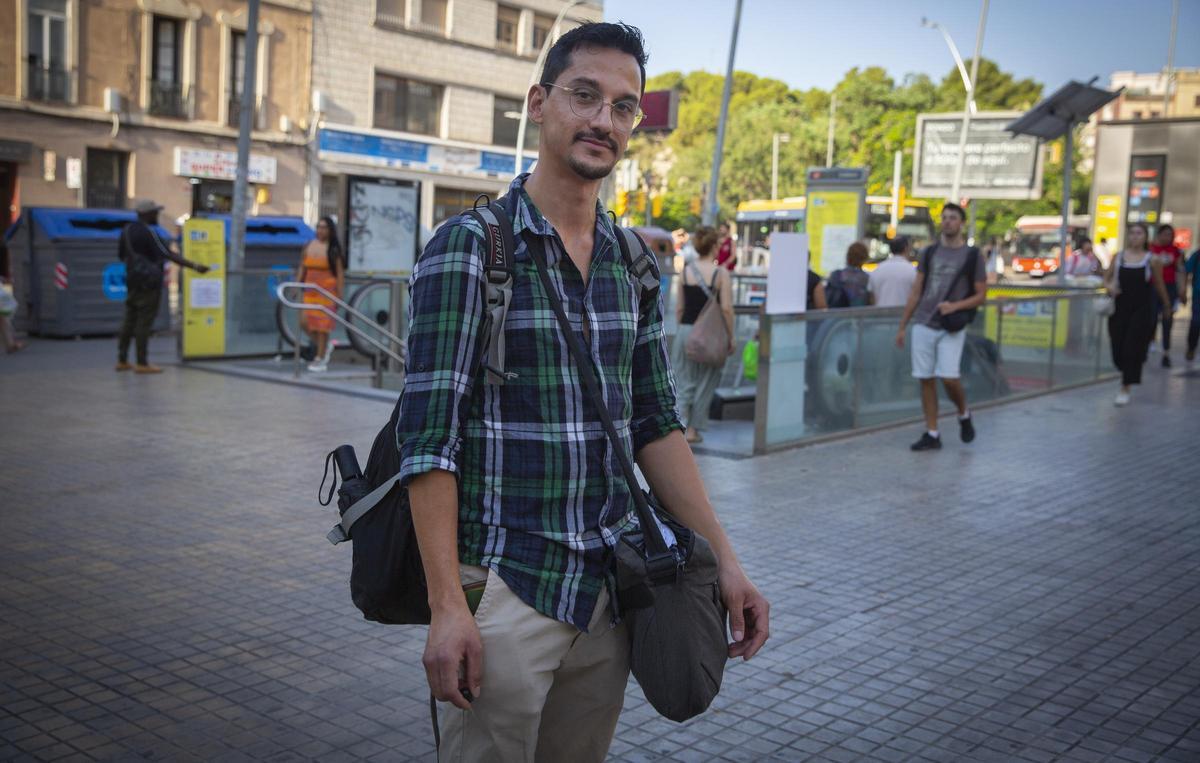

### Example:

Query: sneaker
xmin=134 ymin=364 xmax=163 ymax=374
xmin=1162 ymin=355 xmax=1172 ymax=368
xmin=910 ymin=432 xmax=942 ymax=451
xmin=1114 ymin=391 xmax=1131 ymax=406
xmin=1149 ymin=341 xmax=1159 ymax=354
xmin=307 ymin=360 xmax=328 ymax=373
xmin=959 ymin=415 xmax=976 ymax=443
xmin=115 ymin=361 xmax=133 ymax=371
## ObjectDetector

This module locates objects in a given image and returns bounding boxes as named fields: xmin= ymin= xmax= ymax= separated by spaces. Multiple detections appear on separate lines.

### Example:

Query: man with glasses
xmin=398 ymin=22 xmax=769 ymax=761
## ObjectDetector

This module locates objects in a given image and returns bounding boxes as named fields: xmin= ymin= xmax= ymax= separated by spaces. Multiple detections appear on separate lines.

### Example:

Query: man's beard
xmin=567 ymin=154 xmax=617 ymax=180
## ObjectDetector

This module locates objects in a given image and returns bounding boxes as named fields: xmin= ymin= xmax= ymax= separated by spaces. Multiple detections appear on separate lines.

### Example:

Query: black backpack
xmin=920 ymin=243 xmax=981 ymax=332
xmin=118 ymin=222 xmax=166 ymax=291
xmin=322 ymin=197 xmax=662 ymax=625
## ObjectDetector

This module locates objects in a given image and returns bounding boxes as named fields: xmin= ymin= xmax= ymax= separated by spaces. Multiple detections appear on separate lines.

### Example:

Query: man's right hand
xmin=194 ymin=264 xmax=211 ymax=274
xmin=422 ymin=604 xmax=483 ymax=710
xmin=894 ymin=328 xmax=906 ymax=348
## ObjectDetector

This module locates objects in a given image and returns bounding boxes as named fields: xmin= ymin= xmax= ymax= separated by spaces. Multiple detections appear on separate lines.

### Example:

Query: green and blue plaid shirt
xmin=397 ymin=175 xmax=682 ymax=630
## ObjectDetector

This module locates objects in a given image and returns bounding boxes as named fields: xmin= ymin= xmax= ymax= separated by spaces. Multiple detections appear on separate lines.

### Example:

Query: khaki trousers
xmin=437 ymin=565 xmax=630 ymax=763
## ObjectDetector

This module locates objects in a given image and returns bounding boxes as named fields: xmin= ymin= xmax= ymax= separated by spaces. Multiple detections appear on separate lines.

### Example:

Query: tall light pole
xmin=825 ymin=93 xmax=836 ymax=167
xmin=1163 ymin=0 xmax=1179 ymax=116
xmin=703 ymin=0 xmax=743 ymax=226
xmin=922 ymin=2 xmax=989 ymax=203
xmin=771 ymin=132 xmax=790 ymax=200
xmin=230 ymin=0 xmax=260 ymax=270
xmin=514 ymin=0 xmax=584 ymax=176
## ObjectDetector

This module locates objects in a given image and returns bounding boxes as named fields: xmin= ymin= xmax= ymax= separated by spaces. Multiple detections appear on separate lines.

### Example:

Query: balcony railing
xmin=148 ymin=79 xmax=189 ymax=119
xmin=27 ymin=63 xmax=70 ymax=103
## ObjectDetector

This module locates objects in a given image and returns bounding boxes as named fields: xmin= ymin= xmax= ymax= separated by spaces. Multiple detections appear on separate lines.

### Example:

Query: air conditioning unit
xmin=103 ymin=88 xmax=123 ymax=113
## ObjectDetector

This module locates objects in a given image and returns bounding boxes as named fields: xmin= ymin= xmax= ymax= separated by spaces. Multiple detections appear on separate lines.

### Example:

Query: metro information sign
xmin=913 ymin=112 xmax=1044 ymax=200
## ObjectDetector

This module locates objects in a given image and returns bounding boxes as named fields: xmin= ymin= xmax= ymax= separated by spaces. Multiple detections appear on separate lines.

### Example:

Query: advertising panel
xmin=347 ymin=178 xmax=419 ymax=274
xmin=1125 ymin=155 xmax=1166 ymax=225
xmin=913 ymin=113 xmax=1043 ymax=200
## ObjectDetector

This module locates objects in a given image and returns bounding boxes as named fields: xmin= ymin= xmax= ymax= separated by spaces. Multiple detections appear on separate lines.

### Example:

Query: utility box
xmin=7 ymin=207 xmax=170 ymax=337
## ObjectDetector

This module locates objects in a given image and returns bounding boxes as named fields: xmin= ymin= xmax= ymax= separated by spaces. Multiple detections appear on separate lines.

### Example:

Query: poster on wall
xmin=346 ymin=178 xmax=419 ymax=274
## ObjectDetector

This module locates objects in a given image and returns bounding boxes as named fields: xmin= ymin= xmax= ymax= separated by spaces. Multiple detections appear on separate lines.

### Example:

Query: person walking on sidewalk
xmin=116 ymin=200 xmax=209 ymax=374
xmin=398 ymin=23 xmax=769 ymax=762
xmin=1183 ymin=246 xmax=1199 ymax=364
xmin=672 ymin=225 xmax=735 ymax=444
xmin=1149 ymin=224 xmax=1183 ymax=367
xmin=1107 ymin=223 xmax=1172 ymax=405
xmin=296 ymin=216 xmax=345 ymax=373
xmin=868 ymin=235 xmax=917 ymax=308
xmin=895 ymin=202 xmax=987 ymax=451
xmin=825 ymin=242 xmax=872 ymax=308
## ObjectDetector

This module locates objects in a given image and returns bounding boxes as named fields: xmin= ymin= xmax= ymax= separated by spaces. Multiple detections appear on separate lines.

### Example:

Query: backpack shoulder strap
xmin=463 ymin=200 xmax=516 ymax=385
xmin=612 ymin=226 xmax=661 ymax=311
xmin=919 ymin=244 xmax=936 ymax=294
xmin=965 ymin=246 xmax=981 ymax=296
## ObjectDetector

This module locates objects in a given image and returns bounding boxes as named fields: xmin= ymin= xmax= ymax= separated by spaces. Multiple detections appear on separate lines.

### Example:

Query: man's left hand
xmin=718 ymin=562 xmax=769 ymax=660
xmin=937 ymin=301 xmax=957 ymax=316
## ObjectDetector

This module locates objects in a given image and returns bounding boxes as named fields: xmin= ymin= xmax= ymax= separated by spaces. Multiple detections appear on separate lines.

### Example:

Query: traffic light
xmin=634 ymin=191 xmax=647 ymax=212
xmin=689 ymin=196 xmax=701 ymax=215
xmin=651 ymin=195 xmax=663 ymax=218
xmin=615 ymin=191 xmax=628 ymax=217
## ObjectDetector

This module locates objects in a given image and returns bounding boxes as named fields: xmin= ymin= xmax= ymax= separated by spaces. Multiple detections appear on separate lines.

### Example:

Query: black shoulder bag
xmin=922 ymin=245 xmax=981 ymax=333
xmin=524 ymin=232 xmax=728 ymax=724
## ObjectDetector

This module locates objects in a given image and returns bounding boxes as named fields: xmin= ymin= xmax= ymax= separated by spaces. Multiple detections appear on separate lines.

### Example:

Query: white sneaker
xmin=1114 ymin=390 xmax=1131 ymax=406
xmin=1148 ymin=341 xmax=1159 ymax=354
xmin=307 ymin=360 xmax=328 ymax=373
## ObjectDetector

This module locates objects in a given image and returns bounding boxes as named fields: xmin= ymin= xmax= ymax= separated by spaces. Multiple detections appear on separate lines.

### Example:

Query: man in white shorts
xmin=895 ymin=202 xmax=988 ymax=451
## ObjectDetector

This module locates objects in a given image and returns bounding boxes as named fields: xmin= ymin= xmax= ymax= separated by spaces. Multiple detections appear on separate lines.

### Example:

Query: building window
xmin=1149 ymin=111 xmax=1160 ymax=118
xmin=227 ymin=31 xmax=246 ymax=127
xmin=27 ymin=0 xmax=69 ymax=103
xmin=375 ymin=0 xmax=404 ymax=27
xmin=150 ymin=16 xmax=186 ymax=117
xmin=434 ymin=187 xmax=491 ymax=228
xmin=493 ymin=95 xmax=538 ymax=150
xmin=418 ymin=0 xmax=448 ymax=34
xmin=85 ymin=149 xmax=128 ymax=209
xmin=532 ymin=14 xmax=553 ymax=53
xmin=374 ymin=74 xmax=443 ymax=136
xmin=496 ymin=5 xmax=519 ymax=52
xmin=1132 ymin=110 xmax=1143 ymax=120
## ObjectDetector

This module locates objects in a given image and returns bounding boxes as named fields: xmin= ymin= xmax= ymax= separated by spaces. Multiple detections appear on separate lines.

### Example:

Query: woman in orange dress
xmin=296 ymin=216 xmax=345 ymax=372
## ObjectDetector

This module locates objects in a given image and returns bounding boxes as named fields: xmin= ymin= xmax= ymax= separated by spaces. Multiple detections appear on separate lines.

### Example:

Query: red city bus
xmin=1011 ymin=215 xmax=1091 ymax=278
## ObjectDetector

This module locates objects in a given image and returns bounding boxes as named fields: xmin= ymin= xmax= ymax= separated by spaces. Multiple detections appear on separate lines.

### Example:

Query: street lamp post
xmin=922 ymin=2 xmax=989 ymax=204
xmin=771 ymin=132 xmax=790 ymax=200
xmin=514 ymin=0 xmax=584 ymax=176
xmin=703 ymin=0 xmax=744 ymax=226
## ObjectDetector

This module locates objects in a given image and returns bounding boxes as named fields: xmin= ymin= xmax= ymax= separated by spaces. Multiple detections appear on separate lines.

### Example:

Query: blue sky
xmin=602 ymin=0 xmax=1200 ymax=92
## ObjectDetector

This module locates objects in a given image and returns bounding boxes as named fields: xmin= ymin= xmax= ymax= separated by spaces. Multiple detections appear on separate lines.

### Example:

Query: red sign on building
xmin=636 ymin=90 xmax=678 ymax=133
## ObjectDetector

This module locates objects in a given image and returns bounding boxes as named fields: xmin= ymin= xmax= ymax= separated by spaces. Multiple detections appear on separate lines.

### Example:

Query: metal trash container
xmin=210 ymin=214 xmax=315 ymax=270
xmin=8 ymin=207 xmax=170 ymax=337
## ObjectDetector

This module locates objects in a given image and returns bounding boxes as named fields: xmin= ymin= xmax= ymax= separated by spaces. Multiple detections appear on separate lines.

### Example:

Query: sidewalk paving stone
xmin=1 ymin=335 xmax=1198 ymax=761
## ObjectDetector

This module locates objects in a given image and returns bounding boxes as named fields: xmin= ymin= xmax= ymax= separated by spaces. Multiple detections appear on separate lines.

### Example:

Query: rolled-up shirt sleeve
xmin=630 ymin=267 xmax=684 ymax=453
xmin=397 ymin=217 xmax=488 ymax=485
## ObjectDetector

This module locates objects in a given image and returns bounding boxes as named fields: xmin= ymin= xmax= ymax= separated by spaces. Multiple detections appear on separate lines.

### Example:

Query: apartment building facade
xmin=0 ymin=0 xmax=313 ymax=229
xmin=309 ymin=0 xmax=601 ymax=273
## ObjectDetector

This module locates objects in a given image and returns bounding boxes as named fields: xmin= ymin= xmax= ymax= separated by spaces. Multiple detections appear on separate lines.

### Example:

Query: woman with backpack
xmin=672 ymin=226 xmax=735 ymax=444
xmin=297 ymin=216 xmax=346 ymax=372
xmin=1105 ymin=222 xmax=1172 ymax=406
xmin=825 ymin=242 xmax=872 ymax=308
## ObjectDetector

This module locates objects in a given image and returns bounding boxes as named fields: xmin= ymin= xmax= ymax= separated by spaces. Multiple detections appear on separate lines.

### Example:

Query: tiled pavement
xmin=1 ymin=336 xmax=1199 ymax=762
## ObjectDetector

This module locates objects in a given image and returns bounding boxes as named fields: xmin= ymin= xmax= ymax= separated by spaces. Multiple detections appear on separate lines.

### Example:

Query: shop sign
xmin=173 ymin=147 xmax=278 ymax=184
xmin=318 ymin=128 xmax=534 ymax=178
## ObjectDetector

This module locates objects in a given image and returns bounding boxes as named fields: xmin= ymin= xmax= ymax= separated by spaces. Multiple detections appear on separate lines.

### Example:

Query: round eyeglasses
xmin=542 ymin=83 xmax=645 ymax=133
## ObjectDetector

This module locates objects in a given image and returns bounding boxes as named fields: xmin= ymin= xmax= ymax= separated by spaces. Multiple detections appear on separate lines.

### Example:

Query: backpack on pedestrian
xmin=318 ymin=196 xmax=663 ymax=625
xmin=118 ymin=222 xmax=165 ymax=291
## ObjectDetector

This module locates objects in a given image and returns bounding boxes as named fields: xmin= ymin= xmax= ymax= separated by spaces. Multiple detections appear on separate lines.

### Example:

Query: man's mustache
xmin=574 ymin=131 xmax=617 ymax=152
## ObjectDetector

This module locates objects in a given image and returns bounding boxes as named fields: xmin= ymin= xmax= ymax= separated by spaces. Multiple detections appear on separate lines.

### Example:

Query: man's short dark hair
xmin=1157 ymin=223 xmax=1175 ymax=235
xmin=941 ymin=202 xmax=967 ymax=220
xmin=540 ymin=22 xmax=648 ymax=93
xmin=889 ymin=235 xmax=911 ymax=255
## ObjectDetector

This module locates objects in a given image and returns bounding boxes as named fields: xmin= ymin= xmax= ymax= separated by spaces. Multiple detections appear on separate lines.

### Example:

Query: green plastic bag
xmin=741 ymin=339 xmax=759 ymax=382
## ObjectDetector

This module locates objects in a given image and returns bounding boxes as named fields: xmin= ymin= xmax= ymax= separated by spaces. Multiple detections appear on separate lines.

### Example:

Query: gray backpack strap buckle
xmin=326 ymin=473 xmax=405 ymax=545
xmin=614 ymin=227 xmax=661 ymax=308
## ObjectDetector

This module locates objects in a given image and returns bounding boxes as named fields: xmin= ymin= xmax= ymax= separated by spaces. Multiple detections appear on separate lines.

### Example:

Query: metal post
xmin=230 ymin=0 xmax=260 ymax=271
xmin=1047 ymin=297 xmax=1059 ymax=387
xmin=703 ymin=0 xmax=743 ymax=226
xmin=890 ymin=150 xmax=901 ymax=233
xmin=950 ymin=0 xmax=989 ymax=203
xmin=1060 ymin=125 xmax=1073 ymax=283
xmin=825 ymin=93 xmax=836 ymax=167
xmin=515 ymin=1 xmax=583 ymax=176
xmin=771 ymin=133 xmax=780 ymax=201
xmin=1163 ymin=0 xmax=1179 ymax=117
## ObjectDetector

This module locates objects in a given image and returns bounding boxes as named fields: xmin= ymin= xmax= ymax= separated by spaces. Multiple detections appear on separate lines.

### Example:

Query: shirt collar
xmin=507 ymin=173 xmax=617 ymax=249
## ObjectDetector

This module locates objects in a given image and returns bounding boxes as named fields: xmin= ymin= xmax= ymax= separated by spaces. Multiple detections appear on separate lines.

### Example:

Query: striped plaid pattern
xmin=397 ymin=176 xmax=682 ymax=630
